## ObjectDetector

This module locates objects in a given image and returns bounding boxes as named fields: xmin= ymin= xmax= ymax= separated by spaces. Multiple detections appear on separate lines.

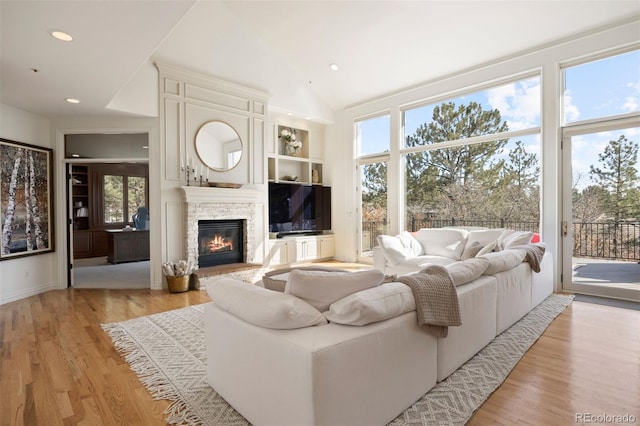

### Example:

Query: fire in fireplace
xmin=198 ymin=219 xmax=244 ymax=268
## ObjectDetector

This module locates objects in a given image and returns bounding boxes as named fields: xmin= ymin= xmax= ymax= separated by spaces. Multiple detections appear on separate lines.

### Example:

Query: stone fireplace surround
xmin=181 ymin=186 xmax=265 ymax=287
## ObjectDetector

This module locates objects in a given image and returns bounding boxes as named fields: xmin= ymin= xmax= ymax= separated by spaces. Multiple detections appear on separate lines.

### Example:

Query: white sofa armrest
xmin=372 ymin=246 xmax=387 ymax=272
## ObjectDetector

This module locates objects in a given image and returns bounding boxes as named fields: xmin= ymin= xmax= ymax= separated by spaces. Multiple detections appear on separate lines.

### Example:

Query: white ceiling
xmin=1 ymin=1 xmax=638 ymax=123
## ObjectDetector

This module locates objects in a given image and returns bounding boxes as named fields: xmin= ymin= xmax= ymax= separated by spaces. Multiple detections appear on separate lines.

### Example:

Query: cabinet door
xmin=295 ymin=238 xmax=319 ymax=261
xmin=267 ymin=240 xmax=291 ymax=266
xmin=73 ymin=231 xmax=92 ymax=258
xmin=319 ymin=237 xmax=335 ymax=259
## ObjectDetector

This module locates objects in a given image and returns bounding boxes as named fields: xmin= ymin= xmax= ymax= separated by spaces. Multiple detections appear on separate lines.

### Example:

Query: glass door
xmin=562 ymin=120 xmax=640 ymax=301
xmin=358 ymin=159 xmax=388 ymax=262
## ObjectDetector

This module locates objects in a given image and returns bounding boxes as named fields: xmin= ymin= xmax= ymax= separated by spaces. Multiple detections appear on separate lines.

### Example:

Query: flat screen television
xmin=268 ymin=182 xmax=331 ymax=237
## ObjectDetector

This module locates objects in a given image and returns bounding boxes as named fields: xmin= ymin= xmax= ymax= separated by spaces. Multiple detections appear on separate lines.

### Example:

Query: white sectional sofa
xmin=204 ymin=228 xmax=553 ymax=426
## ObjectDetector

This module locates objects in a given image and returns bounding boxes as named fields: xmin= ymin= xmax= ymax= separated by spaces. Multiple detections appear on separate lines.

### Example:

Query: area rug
xmin=102 ymin=294 xmax=574 ymax=425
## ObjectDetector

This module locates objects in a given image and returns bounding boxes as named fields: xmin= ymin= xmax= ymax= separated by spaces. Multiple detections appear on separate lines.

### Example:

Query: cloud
xmin=622 ymin=95 xmax=639 ymax=113
xmin=486 ymin=78 xmax=540 ymax=131
xmin=563 ymin=90 xmax=580 ymax=122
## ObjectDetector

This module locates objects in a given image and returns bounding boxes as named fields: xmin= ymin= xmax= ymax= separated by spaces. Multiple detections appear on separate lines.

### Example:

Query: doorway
xmin=65 ymin=133 xmax=151 ymax=289
xmin=561 ymin=119 xmax=640 ymax=301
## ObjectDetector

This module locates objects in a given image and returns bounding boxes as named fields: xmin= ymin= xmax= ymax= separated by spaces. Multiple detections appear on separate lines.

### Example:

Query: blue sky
xmin=358 ymin=49 xmax=640 ymax=190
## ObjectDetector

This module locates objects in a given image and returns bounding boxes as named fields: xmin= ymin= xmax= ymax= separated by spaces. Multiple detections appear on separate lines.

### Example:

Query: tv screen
xmin=268 ymin=182 xmax=331 ymax=236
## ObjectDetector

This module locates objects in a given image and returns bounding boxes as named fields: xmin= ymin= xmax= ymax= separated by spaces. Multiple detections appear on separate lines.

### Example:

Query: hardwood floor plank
xmin=1 ymin=287 xmax=638 ymax=425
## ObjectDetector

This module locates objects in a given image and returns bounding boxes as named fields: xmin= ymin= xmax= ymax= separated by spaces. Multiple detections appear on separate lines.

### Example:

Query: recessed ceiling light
xmin=330 ymin=63 xmax=339 ymax=71
xmin=49 ymin=30 xmax=73 ymax=42
xmin=142 ymin=145 xmax=149 ymax=149
xmin=71 ymin=154 xmax=80 ymax=158
xmin=65 ymin=98 xmax=80 ymax=104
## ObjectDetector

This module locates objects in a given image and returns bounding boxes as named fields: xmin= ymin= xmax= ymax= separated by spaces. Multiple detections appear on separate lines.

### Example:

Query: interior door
xmin=562 ymin=119 xmax=640 ymax=301
xmin=66 ymin=162 xmax=75 ymax=288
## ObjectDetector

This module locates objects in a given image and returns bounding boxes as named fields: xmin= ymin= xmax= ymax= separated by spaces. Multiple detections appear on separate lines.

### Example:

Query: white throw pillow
xmin=414 ymin=228 xmax=469 ymax=260
xmin=446 ymin=257 xmax=490 ymax=286
xmin=207 ymin=277 xmax=327 ymax=329
xmin=285 ymin=269 xmax=384 ymax=312
xmin=479 ymin=249 xmax=526 ymax=275
xmin=461 ymin=241 xmax=483 ymax=260
xmin=377 ymin=232 xmax=422 ymax=265
xmin=398 ymin=231 xmax=423 ymax=257
xmin=262 ymin=266 xmax=347 ymax=292
xmin=325 ymin=282 xmax=416 ymax=326
xmin=497 ymin=230 xmax=533 ymax=250
xmin=466 ymin=228 xmax=504 ymax=246
xmin=476 ymin=240 xmax=497 ymax=256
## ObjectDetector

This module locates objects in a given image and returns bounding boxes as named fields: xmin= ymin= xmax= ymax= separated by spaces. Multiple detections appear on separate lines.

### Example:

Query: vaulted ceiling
xmin=1 ymin=1 xmax=638 ymax=123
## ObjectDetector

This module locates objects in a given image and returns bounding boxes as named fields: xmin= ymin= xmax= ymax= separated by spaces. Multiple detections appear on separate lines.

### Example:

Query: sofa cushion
xmin=207 ymin=277 xmax=327 ymax=329
xmin=377 ymin=232 xmax=422 ymax=265
xmin=476 ymin=240 xmax=497 ymax=256
xmin=480 ymin=249 xmax=526 ymax=275
xmin=446 ymin=257 xmax=490 ymax=286
xmin=461 ymin=229 xmax=504 ymax=259
xmin=325 ymin=282 xmax=416 ymax=325
xmin=285 ymin=269 xmax=385 ymax=312
xmin=414 ymin=228 xmax=469 ymax=260
xmin=461 ymin=241 xmax=483 ymax=259
xmin=262 ymin=266 xmax=347 ymax=292
xmin=497 ymin=230 xmax=534 ymax=250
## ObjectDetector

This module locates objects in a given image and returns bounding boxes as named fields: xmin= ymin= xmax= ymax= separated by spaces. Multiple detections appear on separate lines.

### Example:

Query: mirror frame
xmin=195 ymin=120 xmax=243 ymax=172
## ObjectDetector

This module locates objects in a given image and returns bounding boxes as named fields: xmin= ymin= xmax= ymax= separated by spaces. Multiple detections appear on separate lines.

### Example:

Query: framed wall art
xmin=0 ymin=138 xmax=55 ymax=260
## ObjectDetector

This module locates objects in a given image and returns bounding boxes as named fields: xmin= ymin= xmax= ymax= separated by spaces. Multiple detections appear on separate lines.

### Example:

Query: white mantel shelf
xmin=180 ymin=185 xmax=264 ymax=204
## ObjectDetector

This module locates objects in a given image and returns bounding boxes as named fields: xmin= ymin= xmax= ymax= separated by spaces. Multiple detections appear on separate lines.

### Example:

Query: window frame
xmin=99 ymin=171 xmax=149 ymax=227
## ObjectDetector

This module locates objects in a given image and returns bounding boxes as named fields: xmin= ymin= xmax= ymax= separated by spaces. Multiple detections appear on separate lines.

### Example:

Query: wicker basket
xmin=166 ymin=275 xmax=190 ymax=293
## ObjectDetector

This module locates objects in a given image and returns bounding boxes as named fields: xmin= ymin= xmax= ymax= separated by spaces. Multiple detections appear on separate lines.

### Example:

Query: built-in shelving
xmin=268 ymin=124 xmax=324 ymax=185
xmin=71 ymin=165 xmax=89 ymax=231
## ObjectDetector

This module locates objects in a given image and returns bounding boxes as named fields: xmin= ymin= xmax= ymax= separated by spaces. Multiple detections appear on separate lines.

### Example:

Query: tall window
xmin=402 ymin=76 xmax=541 ymax=232
xmin=356 ymin=114 xmax=390 ymax=258
xmin=103 ymin=174 xmax=147 ymax=224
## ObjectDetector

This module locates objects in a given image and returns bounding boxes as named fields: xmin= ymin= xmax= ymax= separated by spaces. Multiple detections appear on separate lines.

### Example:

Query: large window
xmin=103 ymin=174 xmax=147 ymax=224
xmin=356 ymin=114 xmax=390 ymax=258
xmin=563 ymin=49 xmax=640 ymax=124
xmin=402 ymin=77 xmax=541 ymax=232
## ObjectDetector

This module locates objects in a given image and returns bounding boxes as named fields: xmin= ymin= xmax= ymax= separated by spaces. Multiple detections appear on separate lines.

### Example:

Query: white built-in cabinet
xmin=266 ymin=235 xmax=335 ymax=267
xmin=264 ymin=117 xmax=333 ymax=268
xmin=267 ymin=124 xmax=324 ymax=185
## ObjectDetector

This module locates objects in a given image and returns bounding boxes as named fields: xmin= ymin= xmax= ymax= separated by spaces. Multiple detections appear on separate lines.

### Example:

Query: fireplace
xmin=198 ymin=219 xmax=245 ymax=268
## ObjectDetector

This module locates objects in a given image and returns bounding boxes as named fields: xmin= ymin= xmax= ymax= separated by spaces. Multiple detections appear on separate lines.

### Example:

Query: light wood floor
xmin=1 ymin=288 xmax=638 ymax=425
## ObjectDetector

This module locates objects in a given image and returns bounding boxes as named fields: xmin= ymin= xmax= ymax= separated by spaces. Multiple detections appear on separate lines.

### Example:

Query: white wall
xmin=0 ymin=103 xmax=57 ymax=304
xmin=328 ymin=20 xmax=640 ymax=293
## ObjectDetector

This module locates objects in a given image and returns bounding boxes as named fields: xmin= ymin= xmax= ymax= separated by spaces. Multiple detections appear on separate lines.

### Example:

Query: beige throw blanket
xmin=510 ymin=243 xmax=546 ymax=273
xmin=398 ymin=265 xmax=461 ymax=338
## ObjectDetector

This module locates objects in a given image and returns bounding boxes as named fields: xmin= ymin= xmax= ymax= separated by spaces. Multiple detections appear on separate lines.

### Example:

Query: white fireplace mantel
xmin=180 ymin=185 xmax=265 ymax=204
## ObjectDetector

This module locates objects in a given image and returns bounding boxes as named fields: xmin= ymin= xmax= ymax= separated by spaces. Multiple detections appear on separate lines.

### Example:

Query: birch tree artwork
xmin=1 ymin=138 xmax=53 ymax=259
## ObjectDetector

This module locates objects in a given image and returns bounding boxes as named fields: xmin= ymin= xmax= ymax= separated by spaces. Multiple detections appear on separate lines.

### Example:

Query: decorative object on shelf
xmin=162 ymin=260 xmax=195 ymax=293
xmin=280 ymin=128 xmax=302 ymax=157
xmin=312 ymin=168 xmax=320 ymax=184
xmin=282 ymin=175 xmax=298 ymax=182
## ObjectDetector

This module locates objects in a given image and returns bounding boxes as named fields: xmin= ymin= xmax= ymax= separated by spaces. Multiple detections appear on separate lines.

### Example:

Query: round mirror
xmin=195 ymin=121 xmax=243 ymax=171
